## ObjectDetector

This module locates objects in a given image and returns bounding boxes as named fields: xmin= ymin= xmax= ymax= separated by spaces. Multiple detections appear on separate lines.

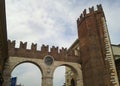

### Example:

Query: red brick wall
xmin=8 ymin=40 xmax=80 ymax=63
xmin=0 ymin=0 xmax=8 ymax=72
xmin=77 ymin=4 xmax=112 ymax=86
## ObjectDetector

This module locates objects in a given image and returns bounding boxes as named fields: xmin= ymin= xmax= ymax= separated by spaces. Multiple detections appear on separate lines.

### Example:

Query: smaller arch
xmin=52 ymin=63 xmax=80 ymax=77
xmin=53 ymin=66 xmax=66 ymax=86
xmin=52 ymin=62 xmax=83 ymax=86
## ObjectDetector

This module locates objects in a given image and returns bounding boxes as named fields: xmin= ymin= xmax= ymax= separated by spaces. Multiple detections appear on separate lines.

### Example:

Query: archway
xmin=71 ymin=78 xmax=75 ymax=86
xmin=65 ymin=65 xmax=77 ymax=86
xmin=11 ymin=62 xmax=42 ymax=86
xmin=53 ymin=64 xmax=79 ymax=86
xmin=53 ymin=66 xmax=65 ymax=86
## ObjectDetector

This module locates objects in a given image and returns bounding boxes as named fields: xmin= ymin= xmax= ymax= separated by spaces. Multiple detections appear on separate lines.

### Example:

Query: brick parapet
xmin=8 ymin=40 xmax=80 ymax=63
xmin=77 ymin=4 xmax=104 ymax=27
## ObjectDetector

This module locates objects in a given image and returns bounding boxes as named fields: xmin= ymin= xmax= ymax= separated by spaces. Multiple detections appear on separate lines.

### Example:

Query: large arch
xmin=11 ymin=62 xmax=42 ymax=86
xmin=8 ymin=57 xmax=46 ymax=76
xmin=3 ymin=56 xmax=46 ymax=86
xmin=10 ymin=61 xmax=43 ymax=75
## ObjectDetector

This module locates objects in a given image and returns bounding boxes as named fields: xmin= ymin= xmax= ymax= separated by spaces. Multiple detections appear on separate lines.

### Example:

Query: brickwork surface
xmin=77 ymin=4 xmax=119 ymax=86
xmin=8 ymin=40 xmax=80 ymax=63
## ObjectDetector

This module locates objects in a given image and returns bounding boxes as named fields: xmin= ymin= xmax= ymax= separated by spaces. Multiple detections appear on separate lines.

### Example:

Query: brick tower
xmin=77 ymin=4 xmax=119 ymax=86
xmin=0 ymin=0 xmax=8 ymax=71
xmin=0 ymin=0 xmax=8 ymax=85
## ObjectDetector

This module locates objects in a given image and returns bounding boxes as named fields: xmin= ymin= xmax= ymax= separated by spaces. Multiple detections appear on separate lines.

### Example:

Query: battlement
xmin=20 ymin=41 xmax=27 ymax=49
xmin=8 ymin=40 xmax=67 ymax=54
xmin=31 ymin=43 xmax=37 ymax=51
xmin=77 ymin=4 xmax=103 ymax=25
xmin=8 ymin=40 xmax=15 ymax=48
xmin=8 ymin=40 xmax=80 ymax=62
xmin=41 ymin=44 xmax=49 ymax=52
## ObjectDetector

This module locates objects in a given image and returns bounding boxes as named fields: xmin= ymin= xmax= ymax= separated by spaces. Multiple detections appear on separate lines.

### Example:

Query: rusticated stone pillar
xmin=3 ymin=67 xmax=11 ymax=86
xmin=42 ymin=76 xmax=53 ymax=86
xmin=3 ymin=59 xmax=11 ymax=86
xmin=76 ymin=77 xmax=83 ymax=86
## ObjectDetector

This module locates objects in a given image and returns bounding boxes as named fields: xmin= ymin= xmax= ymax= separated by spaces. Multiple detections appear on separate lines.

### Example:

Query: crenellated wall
xmin=77 ymin=4 xmax=104 ymax=26
xmin=8 ymin=40 xmax=80 ymax=63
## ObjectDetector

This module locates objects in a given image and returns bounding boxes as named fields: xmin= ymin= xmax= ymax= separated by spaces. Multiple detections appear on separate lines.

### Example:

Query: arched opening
xmin=71 ymin=78 xmax=75 ymax=86
xmin=11 ymin=62 xmax=42 ymax=86
xmin=53 ymin=66 xmax=65 ymax=86
xmin=53 ymin=65 xmax=77 ymax=86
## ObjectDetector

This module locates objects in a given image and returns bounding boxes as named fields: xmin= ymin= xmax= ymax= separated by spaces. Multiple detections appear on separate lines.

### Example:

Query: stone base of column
xmin=42 ymin=76 xmax=53 ymax=86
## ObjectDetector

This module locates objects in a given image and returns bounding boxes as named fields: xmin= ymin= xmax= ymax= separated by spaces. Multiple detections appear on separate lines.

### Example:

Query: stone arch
xmin=52 ymin=63 xmax=82 ymax=78
xmin=51 ymin=61 xmax=83 ymax=86
xmin=10 ymin=60 xmax=43 ymax=75
xmin=3 ymin=57 xmax=48 ymax=86
xmin=11 ymin=61 xmax=43 ymax=86
xmin=9 ymin=57 xmax=45 ymax=76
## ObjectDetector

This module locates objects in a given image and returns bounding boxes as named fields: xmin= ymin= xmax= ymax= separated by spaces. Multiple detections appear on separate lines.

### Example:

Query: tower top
xmin=77 ymin=4 xmax=104 ymax=26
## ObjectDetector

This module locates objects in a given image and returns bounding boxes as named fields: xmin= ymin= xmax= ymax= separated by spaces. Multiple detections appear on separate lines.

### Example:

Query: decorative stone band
xmin=102 ymin=17 xmax=119 ymax=86
xmin=42 ymin=76 xmax=53 ymax=79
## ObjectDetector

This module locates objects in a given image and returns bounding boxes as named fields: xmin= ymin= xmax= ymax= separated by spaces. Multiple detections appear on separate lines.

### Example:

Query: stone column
xmin=42 ymin=76 xmax=53 ymax=86
xmin=3 ymin=70 xmax=11 ymax=86
xmin=42 ymin=67 xmax=53 ymax=86
xmin=3 ymin=60 xmax=11 ymax=86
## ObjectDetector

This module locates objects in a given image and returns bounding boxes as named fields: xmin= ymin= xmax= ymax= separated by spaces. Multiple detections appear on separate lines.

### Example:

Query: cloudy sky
xmin=11 ymin=63 xmax=65 ymax=86
xmin=5 ymin=0 xmax=120 ymax=86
